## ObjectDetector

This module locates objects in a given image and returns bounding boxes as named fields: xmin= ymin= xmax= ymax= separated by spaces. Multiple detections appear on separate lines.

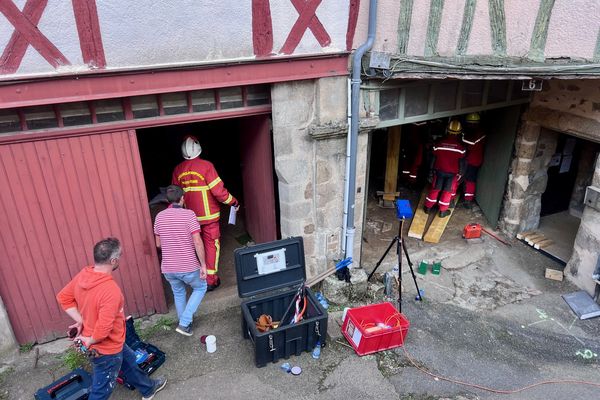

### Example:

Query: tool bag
xmin=34 ymin=368 xmax=92 ymax=400
xmin=117 ymin=316 xmax=166 ymax=390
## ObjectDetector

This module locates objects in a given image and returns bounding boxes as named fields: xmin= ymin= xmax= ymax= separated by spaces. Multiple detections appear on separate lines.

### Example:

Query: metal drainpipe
xmin=344 ymin=0 xmax=378 ymax=262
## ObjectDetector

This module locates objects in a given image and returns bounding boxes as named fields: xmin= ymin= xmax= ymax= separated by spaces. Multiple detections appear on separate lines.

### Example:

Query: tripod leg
xmin=367 ymin=237 xmax=398 ymax=282
xmin=402 ymin=240 xmax=423 ymax=301
xmin=397 ymin=219 xmax=404 ymax=312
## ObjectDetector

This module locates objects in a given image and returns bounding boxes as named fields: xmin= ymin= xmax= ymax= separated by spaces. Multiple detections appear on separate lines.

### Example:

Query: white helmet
xmin=181 ymin=136 xmax=202 ymax=160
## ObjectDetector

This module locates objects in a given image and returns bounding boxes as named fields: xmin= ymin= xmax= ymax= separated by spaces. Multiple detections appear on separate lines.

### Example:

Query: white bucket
xmin=206 ymin=335 xmax=217 ymax=353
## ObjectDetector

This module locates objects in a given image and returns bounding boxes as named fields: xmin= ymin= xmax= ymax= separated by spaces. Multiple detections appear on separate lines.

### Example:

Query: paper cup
xmin=206 ymin=335 xmax=216 ymax=353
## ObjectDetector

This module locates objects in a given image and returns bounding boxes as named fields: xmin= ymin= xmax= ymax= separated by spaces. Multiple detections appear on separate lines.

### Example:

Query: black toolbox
xmin=34 ymin=368 xmax=92 ymax=400
xmin=118 ymin=316 xmax=166 ymax=389
xmin=235 ymin=237 xmax=328 ymax=367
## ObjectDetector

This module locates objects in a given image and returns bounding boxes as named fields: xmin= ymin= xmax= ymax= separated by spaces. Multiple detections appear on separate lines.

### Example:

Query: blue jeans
xmin=164 ymin=270 xmax=207 ymax=327
xmin=89 ymin=344 xmax=155 ymax=400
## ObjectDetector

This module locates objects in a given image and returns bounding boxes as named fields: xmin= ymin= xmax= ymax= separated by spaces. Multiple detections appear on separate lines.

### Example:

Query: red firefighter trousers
xmin=200 ymin=221 xmax=221 ymax=285
xmin=425 ymin=171 xmax=459 ymax=212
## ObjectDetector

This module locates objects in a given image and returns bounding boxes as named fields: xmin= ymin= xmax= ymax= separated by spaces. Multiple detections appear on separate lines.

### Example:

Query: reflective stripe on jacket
xmin=172 ymin=158 xmax=236 ymax=225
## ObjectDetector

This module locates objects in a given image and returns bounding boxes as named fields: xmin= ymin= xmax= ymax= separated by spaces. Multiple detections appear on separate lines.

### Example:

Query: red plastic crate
xmin=341 ymin=302 xmax=410 ymax=356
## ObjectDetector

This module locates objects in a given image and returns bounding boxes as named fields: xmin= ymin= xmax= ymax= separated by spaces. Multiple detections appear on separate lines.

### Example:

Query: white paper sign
xmin=228 ymin=206 xmax=237 ymax=225
xmin=559 ymin=155 xmax=572 ymax=174
xmin=549 ymin=153 xmax=561 ymax=167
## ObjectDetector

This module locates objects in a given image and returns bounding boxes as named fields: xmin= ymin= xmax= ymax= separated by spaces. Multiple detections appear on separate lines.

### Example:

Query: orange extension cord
xmin=401 ymin=345 xmax=600 ymax=394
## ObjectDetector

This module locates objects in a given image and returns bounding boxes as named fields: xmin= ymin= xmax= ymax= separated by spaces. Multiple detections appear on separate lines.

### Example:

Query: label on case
xmin=346 ymin=320 xmax=362 ymax=346
xmin=255 ymin=248 xmax=286 ymax=275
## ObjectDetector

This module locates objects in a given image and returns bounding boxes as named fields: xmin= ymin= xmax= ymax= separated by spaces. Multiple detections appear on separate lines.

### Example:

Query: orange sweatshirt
xmin=57 ymin=266 xmax=125 ymax=355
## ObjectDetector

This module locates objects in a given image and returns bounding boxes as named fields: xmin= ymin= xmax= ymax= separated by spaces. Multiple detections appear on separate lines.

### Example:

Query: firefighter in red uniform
xmin=401 ymin=124 xmax=424 ymax=187
xmin=424 ymin=120 xmax=466 ymax=218
xmin=172 ymin=136 xmax=239 ymax=291
xmin=462 ymin=112 xmax=486 ymax=208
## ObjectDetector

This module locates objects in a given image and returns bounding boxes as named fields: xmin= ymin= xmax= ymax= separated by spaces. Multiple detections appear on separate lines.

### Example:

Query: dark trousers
xmin=89 ymin=344 xmax=154 ymax=400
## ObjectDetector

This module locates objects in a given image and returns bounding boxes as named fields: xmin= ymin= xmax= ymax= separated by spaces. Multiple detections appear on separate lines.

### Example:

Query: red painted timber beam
xmin=0 ymin=105 xmax=272 ymax=144
xmin=0 ymin=55 xmax=349 ymax=109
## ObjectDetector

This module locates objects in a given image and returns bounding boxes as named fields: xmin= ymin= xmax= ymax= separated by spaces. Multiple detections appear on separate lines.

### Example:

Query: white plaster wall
xmin=466 ymin=0 xmax=493 ymax=55
xmin=505 ymin=0 xmax=540 ymax=57
xmin=353 ymin=0 xmax=400 ymax=53
xmin=437 ymin=0 xmax=465 ymax=56
xmin=405 ymin=0 xmax=431 ymax=56
xmin=545 ymin=0 xmax=600 ymax=60
xmin=0 ymin=0 xmax=351 ymax=79
xmin=353 ymin=0 xmax=599 ymax=61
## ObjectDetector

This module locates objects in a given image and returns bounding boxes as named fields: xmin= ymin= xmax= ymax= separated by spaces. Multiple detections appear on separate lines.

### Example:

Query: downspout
xmin=343 ymin=0 xmax=378 ymax=262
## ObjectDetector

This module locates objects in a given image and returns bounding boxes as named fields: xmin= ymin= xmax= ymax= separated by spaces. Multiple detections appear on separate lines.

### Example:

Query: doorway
xmin=136 ymin=115 xmax=278 ymax=300
xmin=362 ymin=105 xmax=521 ymax=272
xmin=527 ymin=132 xmax=600 ymax=264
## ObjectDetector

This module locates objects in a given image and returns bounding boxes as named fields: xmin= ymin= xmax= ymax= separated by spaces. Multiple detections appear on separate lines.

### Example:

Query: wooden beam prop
xmin=383 ymin=126 xmax=402 ymax=201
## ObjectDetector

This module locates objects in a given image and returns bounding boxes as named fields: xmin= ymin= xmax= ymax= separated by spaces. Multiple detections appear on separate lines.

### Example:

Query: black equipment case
xmin=235 ymin=237 xmax=328 ymax=367
xmin=118 ymin=317 xmax=166 ymax=389
xmin=34 ymin=368 xmax=92 ymax=400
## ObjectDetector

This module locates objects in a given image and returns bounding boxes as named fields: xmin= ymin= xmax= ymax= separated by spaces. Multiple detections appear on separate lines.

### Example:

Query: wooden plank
xmin=488 ymin=0 xmax=507 ymax=56
xmin=396 ymin=0 xmax=414 ymax=54
xmin=456 ymin=0 xmax=476 ymax=55
xmin=529 ymin=0 xmax=556 ymax=61
xmin=408 ymin=187 xmax=429 ymax=239
xmin=425 ymin=0 xmax=444 ymax=57
xmin=516 ymin=230 xmax=535 ymax=240
xmin=423 ymin=204 xmax=456 ymax=244
xmin=383 ymin=126 xmax=401 ymax=201
xmin=545 ymin=268 xmax=563 ymax=281
xmin=525 ymin=233 xmax=545 ymax=245
xmin=529 ymin=235 xmax=550 ymax=246
xmin=534 ymin=239 xmax=554 ymax=249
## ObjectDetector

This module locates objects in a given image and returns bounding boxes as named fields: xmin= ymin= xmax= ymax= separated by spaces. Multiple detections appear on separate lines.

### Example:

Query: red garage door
xmin=0 ymin=130 xmax=166 ymax=344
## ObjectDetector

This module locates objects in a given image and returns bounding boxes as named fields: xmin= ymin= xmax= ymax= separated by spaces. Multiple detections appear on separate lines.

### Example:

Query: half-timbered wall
xmin=0 ymin=0 xmax=357 ymax=80
xmin=354 ymin=0 xmax=600 ymax=77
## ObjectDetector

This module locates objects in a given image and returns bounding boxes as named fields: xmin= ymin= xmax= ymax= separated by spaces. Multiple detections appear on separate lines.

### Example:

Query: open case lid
xmin=234 ymin=237 xmax=305 ymax=298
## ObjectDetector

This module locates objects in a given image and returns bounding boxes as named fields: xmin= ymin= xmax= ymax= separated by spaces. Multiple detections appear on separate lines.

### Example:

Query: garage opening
xmin=136 ymin=115 xmax=278 ymax=301
xmin=361 ymin=104 xmax=522 ymax=273
xmin=518 ymin=130 xmax=600 ymax=264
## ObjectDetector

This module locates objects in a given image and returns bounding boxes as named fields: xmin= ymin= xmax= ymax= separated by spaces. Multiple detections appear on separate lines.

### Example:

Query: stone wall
xmin=567 ymin=156 xmax=600 ymax=294
xmin=0 ymin=295 xmax=17 ymax=356
xmin=569 ymin=145 xmax=597 ymax=217
xmin=500 ymin=122 xmax=557 ymax=235
xmin=271 ymin=77 xmax=369 ymax=278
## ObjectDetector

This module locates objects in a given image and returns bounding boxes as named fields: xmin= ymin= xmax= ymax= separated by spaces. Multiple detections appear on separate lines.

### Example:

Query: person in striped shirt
xmin=154 ymin=185 xmax=207 ymax=336
xmin=172 ymin=136 xmax=239 ymax=291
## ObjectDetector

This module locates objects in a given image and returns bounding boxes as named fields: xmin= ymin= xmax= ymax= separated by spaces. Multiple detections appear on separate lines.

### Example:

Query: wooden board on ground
xmin=545 ymin=268 xmax=564 ymax=281
xmin=516 ymin=231 xmax=535 ymax=240
xmin=408 ymin=187 xmax=429 ymax=240
xmin=534 ymin=239 xmax=554 ymax=249
xmin=423 ymin=204 xmax=456 ymax=243
xmin=525 ymin=233 xmax=545 ymax=245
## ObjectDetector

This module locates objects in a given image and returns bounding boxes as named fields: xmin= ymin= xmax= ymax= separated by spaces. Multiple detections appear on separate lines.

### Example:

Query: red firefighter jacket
xmin=462 ymin=129 xmax=486 ymax=167
xmin=432 ymin=135 xmax=466 ymax=174
xmin=172 ymin=158 xmax=237 ymax=225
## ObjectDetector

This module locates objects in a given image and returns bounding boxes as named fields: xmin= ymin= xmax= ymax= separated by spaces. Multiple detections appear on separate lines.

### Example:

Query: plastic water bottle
xmin=392 ymin=264 xmax=399 ymax=276
xmin=312 ymin=341 xmax=321 ymax=359
xmin=316 ymin=292 xmax=329 ymax=310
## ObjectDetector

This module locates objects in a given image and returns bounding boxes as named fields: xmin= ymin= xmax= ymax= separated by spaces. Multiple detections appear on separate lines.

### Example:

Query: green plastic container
xmin=432 ymin=261 xmax=441 ymax=275
xmin=418 ymin=261 xmax=428 ymax=275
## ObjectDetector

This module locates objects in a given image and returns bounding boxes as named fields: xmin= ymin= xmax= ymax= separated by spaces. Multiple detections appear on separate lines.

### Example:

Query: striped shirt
xmin=154 ymin=205 xmax=201 ymax=273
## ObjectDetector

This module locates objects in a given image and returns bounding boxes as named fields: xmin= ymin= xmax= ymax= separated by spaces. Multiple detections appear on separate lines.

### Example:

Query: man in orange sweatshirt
xmin=57 ymin=237 xmax=167 ymax=400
